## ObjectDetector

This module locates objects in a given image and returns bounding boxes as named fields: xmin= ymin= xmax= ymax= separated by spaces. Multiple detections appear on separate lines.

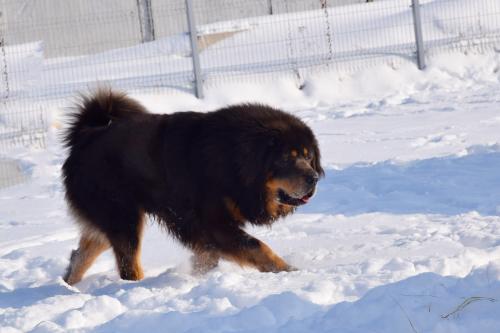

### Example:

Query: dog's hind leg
xmin=191 ymin=248 xmax=220 ymax=275
xmin=64 ymin=227 xmax=110 ymax=285
xmin=107 ymin=212 xmax=145 ymax=281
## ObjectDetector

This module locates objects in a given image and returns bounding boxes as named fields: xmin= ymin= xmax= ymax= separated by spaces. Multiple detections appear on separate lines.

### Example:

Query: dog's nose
xmin=305 ymin=172 xmax=319 ymax=186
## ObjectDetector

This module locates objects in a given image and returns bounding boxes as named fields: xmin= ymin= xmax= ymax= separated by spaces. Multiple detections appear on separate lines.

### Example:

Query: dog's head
xmin=267 ymin=144 xmax=322 ymax=207
xmin=235 ymin=107 xmax=323 ymax=217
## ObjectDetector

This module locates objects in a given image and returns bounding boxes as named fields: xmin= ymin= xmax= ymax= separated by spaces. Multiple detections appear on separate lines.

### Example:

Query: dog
xmin=62 ymin=89 xmax=323 ymax=285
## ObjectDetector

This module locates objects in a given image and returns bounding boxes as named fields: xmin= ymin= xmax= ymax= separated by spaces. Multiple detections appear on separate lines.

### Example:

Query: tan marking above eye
xmin=303 ymin=148 xmax=308 ymax=156
xmin=291 ymin=149 xmax=298 ymax=158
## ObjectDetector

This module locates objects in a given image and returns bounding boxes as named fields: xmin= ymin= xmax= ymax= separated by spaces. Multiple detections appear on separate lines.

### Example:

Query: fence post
xmin=136 ymin=0 xmax=155 ymax=43
xmin=411 ymin=0 xmax=425 ymax=70
xmin=0 ymin=8 xmax=9 ymax=101
xmin=185 ymin=0 xmax=203 ymax=99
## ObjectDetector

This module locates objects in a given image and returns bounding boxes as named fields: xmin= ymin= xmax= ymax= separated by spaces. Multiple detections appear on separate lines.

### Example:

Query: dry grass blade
xmin=390 ymin=295 xmax=419 ymax=333
xmin=441 ymin=296 xmax=497 ymax=319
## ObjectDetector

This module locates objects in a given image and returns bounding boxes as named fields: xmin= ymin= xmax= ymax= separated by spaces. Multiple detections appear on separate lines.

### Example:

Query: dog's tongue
xmin=300 ymin=195 xmax=310 ymax=203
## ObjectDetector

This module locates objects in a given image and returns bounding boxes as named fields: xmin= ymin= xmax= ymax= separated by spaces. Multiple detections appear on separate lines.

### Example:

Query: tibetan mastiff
xmin=62 ymin=89 xmax=323 ymax=285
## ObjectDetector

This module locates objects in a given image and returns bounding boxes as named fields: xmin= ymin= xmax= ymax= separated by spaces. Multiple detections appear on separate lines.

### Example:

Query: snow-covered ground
xmin=1 ymin=49 xmax=500 ymax=332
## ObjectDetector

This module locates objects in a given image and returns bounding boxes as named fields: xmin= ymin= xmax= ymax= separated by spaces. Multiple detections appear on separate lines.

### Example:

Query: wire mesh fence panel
xmin=2 ymin=0 xmax=194 ymax=101
xmin=198 ymin=0 xmax=417 ymax=87
xmin=0 ymin=3 xmax=46 ymax=154
xmin=0 ymin=0 xmax=194 ymax=143
xmin=0 ymin=0 xmax=193 ymax=188
xmin=0 ymin=157 xmax=30 ymax=188
xmin=419 ymin=0 xmax=500 ymax=55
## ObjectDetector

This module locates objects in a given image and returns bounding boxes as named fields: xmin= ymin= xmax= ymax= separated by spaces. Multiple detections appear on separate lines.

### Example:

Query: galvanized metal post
xmin=411 ymin=0 xmax=426 ymax=70
xmin=0 ymin=8 xmax=9 ymax=101
xmin=185 ymin=0 xmax=203 ymax=99
xmin=136 ymin=0 xmax=155 ymax=43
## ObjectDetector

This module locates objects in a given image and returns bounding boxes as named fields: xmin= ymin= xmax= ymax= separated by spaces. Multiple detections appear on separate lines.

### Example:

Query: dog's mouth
xmin=277 ymin=188 xmax=315 ymax=206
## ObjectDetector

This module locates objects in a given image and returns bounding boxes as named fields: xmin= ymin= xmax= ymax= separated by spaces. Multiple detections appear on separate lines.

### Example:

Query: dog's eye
xmin=304 ymin=153 xmax=313 ymax=161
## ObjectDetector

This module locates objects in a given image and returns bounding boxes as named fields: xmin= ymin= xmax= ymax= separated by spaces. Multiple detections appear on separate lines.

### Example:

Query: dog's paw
xmin=265 ymin=262 xmax=298 ymax=273
xmin=284 ymin=264 xmax=298 ymax=272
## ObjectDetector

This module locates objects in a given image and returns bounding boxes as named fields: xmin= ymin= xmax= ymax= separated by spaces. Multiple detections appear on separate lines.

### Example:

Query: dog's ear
xmin=311 ymin=141 xmax=324 ymax=177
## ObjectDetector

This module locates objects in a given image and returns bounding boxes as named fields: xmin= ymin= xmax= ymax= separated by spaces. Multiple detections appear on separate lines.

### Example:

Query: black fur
xmin=62 ymin=89 xmax=323 ymax=278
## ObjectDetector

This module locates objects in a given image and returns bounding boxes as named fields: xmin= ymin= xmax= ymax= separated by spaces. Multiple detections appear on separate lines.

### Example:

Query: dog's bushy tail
xmin=64 ymin=88 xmax=147 ymax=148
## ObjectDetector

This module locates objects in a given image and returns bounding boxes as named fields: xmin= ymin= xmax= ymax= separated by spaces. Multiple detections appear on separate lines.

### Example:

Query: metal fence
xmin=1 ymin=0 xmax=500 ymax=187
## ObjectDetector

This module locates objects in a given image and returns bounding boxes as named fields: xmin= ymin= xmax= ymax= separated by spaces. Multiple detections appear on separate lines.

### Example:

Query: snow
xmin=1 ymin=50 xmax=500 ymax=332
xmin=2 ymin=1 xmax=500 ymax=332
xmin=1 ymin=42 xmax=43 ymax=95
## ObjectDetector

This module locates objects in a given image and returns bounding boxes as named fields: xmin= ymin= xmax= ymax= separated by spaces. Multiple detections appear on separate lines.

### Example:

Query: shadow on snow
xmin=302 ymin=148 xmax=500 ymax=216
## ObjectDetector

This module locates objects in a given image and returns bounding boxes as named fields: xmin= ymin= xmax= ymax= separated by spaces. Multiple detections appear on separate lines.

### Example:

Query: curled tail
xmin=64 ymin=88 xmax=147 ymax=148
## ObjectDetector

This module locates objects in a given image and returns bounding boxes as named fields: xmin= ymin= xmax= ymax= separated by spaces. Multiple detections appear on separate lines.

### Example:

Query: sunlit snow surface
xmin=1 ymin=51 xmax=500 ymax=332
xmin=3 ymin=6 xmax=500 ymax=332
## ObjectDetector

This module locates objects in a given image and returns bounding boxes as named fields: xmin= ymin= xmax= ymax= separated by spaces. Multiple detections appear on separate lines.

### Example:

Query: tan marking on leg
xmin=64 ymin=226 xmax=110 ymax=285
xmin=111 ymin=215 xmax=145 ymax=281
xmin=113 ymin=248 xmax=145 ymax=281
xmin=222 ymin=240 xmax=294 ymax=273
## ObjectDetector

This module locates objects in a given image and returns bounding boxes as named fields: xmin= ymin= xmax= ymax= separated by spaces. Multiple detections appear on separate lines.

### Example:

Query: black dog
xmin=62 ymin=89 xmax=323 ymax=285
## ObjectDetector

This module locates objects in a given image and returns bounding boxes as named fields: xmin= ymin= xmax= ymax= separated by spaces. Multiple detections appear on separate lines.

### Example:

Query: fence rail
xmin=1 ymin=0 xmax=500 ymax=165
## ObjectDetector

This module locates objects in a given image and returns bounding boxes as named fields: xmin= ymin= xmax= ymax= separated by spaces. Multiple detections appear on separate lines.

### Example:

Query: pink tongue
xmin=301 ymin=196 xmax=310 ymax=203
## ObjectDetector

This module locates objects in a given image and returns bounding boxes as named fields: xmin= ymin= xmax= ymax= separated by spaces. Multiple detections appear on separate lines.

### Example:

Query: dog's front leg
xmin=213 ymin=229 xmax=296 ymax=273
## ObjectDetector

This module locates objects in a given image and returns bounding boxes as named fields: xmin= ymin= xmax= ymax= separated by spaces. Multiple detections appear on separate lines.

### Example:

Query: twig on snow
xmin=441 ymin=296 xmax=497 ymax=319
xmin=390 ymin=295 xmax=419 ymax=333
